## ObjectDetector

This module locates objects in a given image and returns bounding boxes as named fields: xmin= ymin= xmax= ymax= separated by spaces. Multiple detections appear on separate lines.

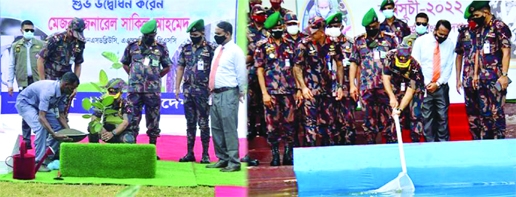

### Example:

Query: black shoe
xmin=270 ymin=144 xmax=280 ymax=166
xmin=25 ymin=141 xmax=32 ymax=150
xmin=220 ymin=166 xmax=241 ymax=172
xmin=282 ymin=143 xmax=293 ymax=166
xmin=200 ymin=154 xmax=210 ymax=164
xmin=179 ymin=154 xmax=196 ymax=162
xmin=206 ymin=161 xmax=228 ymax=168
xmin=248 ymin=159 xmax=260 ymax=166
xmin=240 ymin=155 xmax=250 ymax=162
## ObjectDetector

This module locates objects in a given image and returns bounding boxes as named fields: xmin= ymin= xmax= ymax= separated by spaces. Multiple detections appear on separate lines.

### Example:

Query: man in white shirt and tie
xmin=205 ymin=21 xmax=248 ymax=172
xmin=411 ymin=20 xmax=455 ymax=142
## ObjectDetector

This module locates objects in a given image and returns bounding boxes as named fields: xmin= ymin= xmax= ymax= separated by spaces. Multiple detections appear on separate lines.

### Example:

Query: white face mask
xmin=310 ymin=28 xmax=319 ymax=35
xmin=23 ymin=31 xmax=34 ymax=40
xmin=319 ymin=8 xmax=330 ymax=17
xmin=325 ymin=27 xmax=341 ymax=37
xmin=382 ymin=9 xmax=394 ymax=19
xmin=286 ymin=25 xmax=299 ymax=35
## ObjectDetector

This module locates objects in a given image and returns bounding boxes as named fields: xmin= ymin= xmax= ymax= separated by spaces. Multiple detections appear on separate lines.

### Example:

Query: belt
xmin=212 ymin=87 xmax=237 ymax=94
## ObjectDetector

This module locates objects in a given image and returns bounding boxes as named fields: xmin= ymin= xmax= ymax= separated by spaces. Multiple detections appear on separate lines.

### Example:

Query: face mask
xmin=325 ymin=27 xmax=341 ymax=37
xmin=319 ymin=8 xmax=330 ymax=17
xmin=253 ymin=15 xmax=266 ymax=24
xmin=366 ymin=28 xmax=379 ymax=37
xmin=415 ymin=25 xmax=427 ymax=35
xmin=382 ymin=9 xmax=394 ymax=19
xmin=286 ymin=25 xmax=299 ymax=35
xmin=310 ymin=28 xmax=319 ymax=35
xmin=271 ymin=3 xmax=281 ymax=9
xmin=190 ymin=36 xmax=202 ymax=44
xmin=271 ymin=29 xmax=283 ymax=39
xmin=468 ymin=20 xmax=477 ymax=29
xmin=472 ymin=16 xmax=485 ymax=27
xmin=143 ymin=35 xmax=155 ymax=45
xmin=23 ymin=31 xmax=34 ymax=40
xmin=214 ymin=35 xmax=226 ymax=45
xmin=434 ymin=33 xmax=447 ymax=44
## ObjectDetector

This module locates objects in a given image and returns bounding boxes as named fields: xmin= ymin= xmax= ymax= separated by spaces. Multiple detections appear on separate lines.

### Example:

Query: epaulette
xmin=206 ymin=41 xmax=218 ymax=50
xmin=155 ymin=40 xmax=167 ymax=47
xmin=128 ymin=39 xmax=139 ymax=45
xmin=255 ymin=38 xmax=268 ymax=47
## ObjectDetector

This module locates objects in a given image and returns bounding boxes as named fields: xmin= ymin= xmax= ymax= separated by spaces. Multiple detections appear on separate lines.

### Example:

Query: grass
xmin=60 ymin=143 xmax=157 ymax=178
xmin=0 ymin=182 xmax=214 ymax=197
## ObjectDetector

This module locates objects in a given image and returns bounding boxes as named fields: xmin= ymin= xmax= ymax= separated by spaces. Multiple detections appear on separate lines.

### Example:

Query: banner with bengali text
xmin=0 ymin=0 xmax=239 ymax=114
xmin=296 ymin=0 xmax=516 ymax=102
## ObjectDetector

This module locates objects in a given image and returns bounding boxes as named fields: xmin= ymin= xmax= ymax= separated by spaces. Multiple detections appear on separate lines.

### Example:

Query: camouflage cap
xmin=69 ymin=17 xmax=86 ymax=42
xmin=362 ymin=8 xmax=379 ymax=27
xmin=187 ymin=19 xmax=205 ymax=33
xmin=252 ymin=5 xmax=265 ymax=14
xmin=264 ymin=12 xmax=284 ymax=29
xmin=284 ymin=12 xmax=298 ymax=23
xmin=308 ymin=16 xmax=325 ymax=27
xmin=141 ymin=19 xmax=157 ymax=34
xmin=105 ymin=78 xmax=127 ymax=91
xmin=395 ymin=44 xmax=412 ymax=68
xmin=380 ymin=0 xmax=395 ymax=10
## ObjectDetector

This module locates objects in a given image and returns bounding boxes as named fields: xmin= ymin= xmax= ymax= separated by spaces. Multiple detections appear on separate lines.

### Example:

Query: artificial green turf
xmin=192 ymin=163 xmax=247 ymax=187
xmin=0 ymin=161 xmax=197 ymax=187
xmin=60 ymin=143 xmax=156 ymax=179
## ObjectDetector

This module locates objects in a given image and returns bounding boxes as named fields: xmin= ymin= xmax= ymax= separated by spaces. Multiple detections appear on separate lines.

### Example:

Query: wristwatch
xmin=502 ymin=72 xmax=508 ymax=77
xmin=111 ymin=131 xmax=117 ymax=136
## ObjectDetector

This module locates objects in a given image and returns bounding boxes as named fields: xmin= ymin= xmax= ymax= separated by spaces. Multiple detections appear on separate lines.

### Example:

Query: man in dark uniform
xmin=325 ymin=12 xmax=357 ymax=145
xmin=120 ymin=19 xmax=172 ymax=159
xmin=248 ymin=0 xmax=263 ymax=23
xmin=456 ymin=5 xmax=482 ymax=140
xmin=469 ymin=1 xmax=512 ymax=139
xmin=383 ymin=45 xmax=425 ymax=142
xmin=349 ymin=8 xmax=397 ymax=144
xmin=283 ymin=12 xmax=306 ymax=147
xmin=175 ymin=19 xmax=217 ymax=164
xmin=37 ymin=17 xmax=86 ymax=119
xmin=88 ymin=78 xmax=134 ymax=144
xmin=255 ymin=12 xmax=297 ymax=166
xmin=293 ymin=16 xmax=345 ymax=146
xmin=379 ymin=0 xmax=411 ymax=44
xmin=265 ymin=0 xmax=292 ymax=17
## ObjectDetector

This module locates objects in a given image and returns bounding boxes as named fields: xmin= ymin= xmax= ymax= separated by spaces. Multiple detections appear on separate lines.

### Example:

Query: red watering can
xmin=5 ymin=141 xmax=54 ymax=180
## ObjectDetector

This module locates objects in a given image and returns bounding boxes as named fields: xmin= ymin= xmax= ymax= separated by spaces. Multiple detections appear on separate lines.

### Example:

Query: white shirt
xmin=411 ymin=33 xmax=455 ymax=86
xmin=8 ymin=39 xmax=34 ymax=88
xmin=211 ymin=41 xmax=248 ymax=94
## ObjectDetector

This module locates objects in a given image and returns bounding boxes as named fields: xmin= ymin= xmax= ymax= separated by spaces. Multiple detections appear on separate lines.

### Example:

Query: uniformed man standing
xmin=402 ymin=13 xmax=429 ymax=47
xmin=469 ymin=1 xmax=512 ymax=139
xmin=455 ymin=6 xmax=482 ymax=140
xmin=248 ymin=0 xmax=263 ymax=23
xmin=88 ymin=78 xmax=134 ymax=144
xmin=7 ymin=20 xmax=44 ymax=149
xmin=265 ymin=0 xmax=292 ymax=17
xmin=382 ymin=45 xmax=425 ymax=142
xmin=255 ymin=12 xmax=297 ymax=166
xmin=37 ymin=17 xmax=86 ymax=119
xmin=349 ymin=8 xmax=397 ymax=144
xmin=121 ymin=19 xmax=172 ymax=158
xmin=293 ymin=16 xmax=345 ymax=146
xmin=379 ymin=0 xmax=411 ymax=44
xmin=325 ymin=12 xmax=357 ymax=145
xmin=175 ymin=19 xmax=217 ymax=164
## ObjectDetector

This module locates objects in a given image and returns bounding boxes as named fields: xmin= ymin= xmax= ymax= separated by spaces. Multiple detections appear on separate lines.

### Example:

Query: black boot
xmin=270 ymin=143 xmax=281 ymax=166
xmin=179 ymin=137 xmax=196 ymax=162
xmin=149 ymin=137 xmax=160 ymax=160
xmin=282 ymin=143 xmax=293 ymax=165
xmin=200 ymin=141 xmax=210 ymax=164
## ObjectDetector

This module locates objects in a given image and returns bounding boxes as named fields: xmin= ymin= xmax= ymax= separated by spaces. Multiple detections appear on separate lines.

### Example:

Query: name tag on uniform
xmin=208 ymin=94 xmax=213 ymax=106
xmin=380 ymin=51 xmax=386 ymax=59
xmin=401 ymin=82 xmax=406 ymax=91
xmin=373 ymin=49 xmax=380 ymax=61
xmin=483 ymin=41 xmax=491 ymax=54
xmin=285 ymin=59 xmax=290 ymax=68
xmin=143 ymin=57 xmax=150 ymax=66
xmin=343 ymin=58 xmax=350 ymax=67
xmin=69 ymin=57 xmax=75 ymax=65
xmin=151 ymin=58 xmax=159 ymax=67
xmin=197 ymin=60 xmax=205 ymax=70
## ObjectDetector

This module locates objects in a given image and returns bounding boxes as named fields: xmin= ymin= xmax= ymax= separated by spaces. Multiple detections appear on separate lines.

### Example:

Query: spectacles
xmin=24 ymin=29 xmax=35 ymax=33
xmin=415 ymin=22 xmax=428 ymax=26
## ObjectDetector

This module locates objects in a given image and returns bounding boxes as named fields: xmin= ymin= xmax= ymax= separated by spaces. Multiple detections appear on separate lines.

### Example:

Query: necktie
xmin=209 ymin=46 xmax=224 ymax=91
xmin=432 ymin=42 xmax=441 ymax=83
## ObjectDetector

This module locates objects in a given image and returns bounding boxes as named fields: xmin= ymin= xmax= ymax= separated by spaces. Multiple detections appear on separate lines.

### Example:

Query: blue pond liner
xmin=293 ymin=139 xmax=516 ymax=196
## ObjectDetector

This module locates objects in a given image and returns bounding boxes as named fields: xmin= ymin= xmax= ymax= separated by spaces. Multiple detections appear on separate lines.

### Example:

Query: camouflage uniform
xmin=120 ymin=39 xmax=173 ymax=141
xmin=350 ymin=32 xmax=397 ymax=143
xmin=295 ymin=36 xmax=343 ymax=145
xmin=473 ymin=17 xmax=511 ymax=139
xmin=177 ymin=38 xmax=217 ymax=162
xmin=455 ymin=26 xmax=482 ymax=140
xmin=38 ymin=17 xmax=86 ymax=118
xmin=247 ymin=8 xmax=269 ymax=139
xmin=265 ymin=7 xmax=292 ymax=18
xmin=380 ymin=18 xmax=411 ymax=44
xmin=335 ymin=35 xmax=357 ymax=145
xmin=383 ymin=50 xmax=425 ymax=142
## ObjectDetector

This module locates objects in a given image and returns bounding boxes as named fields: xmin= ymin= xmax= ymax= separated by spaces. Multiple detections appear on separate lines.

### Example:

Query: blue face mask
xmin=415 ymin=25 xmax=427 ymax=35
xmin=382 ymin=9 xmax=394 ymax=19
xmin=23 ymin=32 xmax=34 ymax=40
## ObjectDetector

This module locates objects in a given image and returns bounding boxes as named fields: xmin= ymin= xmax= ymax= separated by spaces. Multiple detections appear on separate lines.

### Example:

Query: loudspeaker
xmin=0 ymin=131 xmax=20 ymax=174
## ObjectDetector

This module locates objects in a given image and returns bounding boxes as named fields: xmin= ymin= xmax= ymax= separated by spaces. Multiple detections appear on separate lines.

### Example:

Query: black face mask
xmin=143 ymin=35 xmax=155 ymax=45
xmin=214 ymin=35 xmax=226 ymax=45
xmin=434 ymin=34 xmax=447 ymax=44
xmin=366 ymin=28 xmax=379 ymax=37
xmin=190 ymin=36 xmax=202 ymax=44
xmin=271 ymin=30 xmax=283 ymax=39
xmin=472 ymin=16 xmax=486 ymax=27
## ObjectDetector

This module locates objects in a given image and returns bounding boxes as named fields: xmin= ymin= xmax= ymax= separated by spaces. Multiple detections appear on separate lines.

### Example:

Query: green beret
xmin=326 ymin=12 xmax=342 ymax=25
xmin=468 ymin=0 xmax=490 ymax=13
xmin=464 ymin=5 xmax=471 ymax=19
xmin=264 ymin=12 xmax=283 ymax=29
xmin=140 ymin=19 xmax=157 ymax=34
xmin=362 ymin=8 xmax=379 ymax=27
xmin=380 ymin=0 xmax=395 ymax=10
xmin=187 ymin=19 xmax=205 ymax=33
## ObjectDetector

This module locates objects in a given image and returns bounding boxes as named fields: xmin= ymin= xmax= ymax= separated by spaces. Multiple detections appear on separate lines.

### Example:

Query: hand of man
xmin=175 ymin=91 xmax=180 ymax=101
xmin=302 ymin=87 xmax=313 ymax=100
xmin=456 ymin=79 xmax=462 ymax=95
xmin=336 ymin=88 xmax=343 ymax=101
xmin=497 ymin=76 xmax=509 ymax=91
xmin=239 ymin=92 xmax=245 ymax=103
xmin=7 ymin=87 xmax=13 ymax=97
xmin=392 ymin=108 xmax=402 ymax=117
xmin=262 ymin=93 xmax=273 ymax=109
xmin=426 ymin=83 xmax=438 ymax=93
xmin=101 ymin=130 xmax=114 ymax=142
xmin=350 ymin=86 xmax=358 ymax=101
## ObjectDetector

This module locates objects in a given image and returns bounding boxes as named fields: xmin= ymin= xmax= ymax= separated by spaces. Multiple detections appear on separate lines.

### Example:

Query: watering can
xmin=5 ymin=141 xmax=54 ymax=180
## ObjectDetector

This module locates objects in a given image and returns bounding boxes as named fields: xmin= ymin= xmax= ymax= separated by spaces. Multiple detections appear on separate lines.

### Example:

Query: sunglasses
xmin=328 ymin=24 xmax=340 ymax=28
xmin=415 ymin=22 xmax=428 ymax=26
xmin=108 ymin=88 xmax=118 ymax=94
xmin=24 ymin=29 xmax=35 ymax=33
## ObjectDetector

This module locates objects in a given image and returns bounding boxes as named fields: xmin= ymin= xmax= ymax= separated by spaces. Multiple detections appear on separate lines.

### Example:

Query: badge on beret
xmin=192 ymin=27 xmax=197 ymax=32
xmin=373 ymin=17 xmax=377 ymax=21
xmin=470 ymin=6 xmax=474 ymax=12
